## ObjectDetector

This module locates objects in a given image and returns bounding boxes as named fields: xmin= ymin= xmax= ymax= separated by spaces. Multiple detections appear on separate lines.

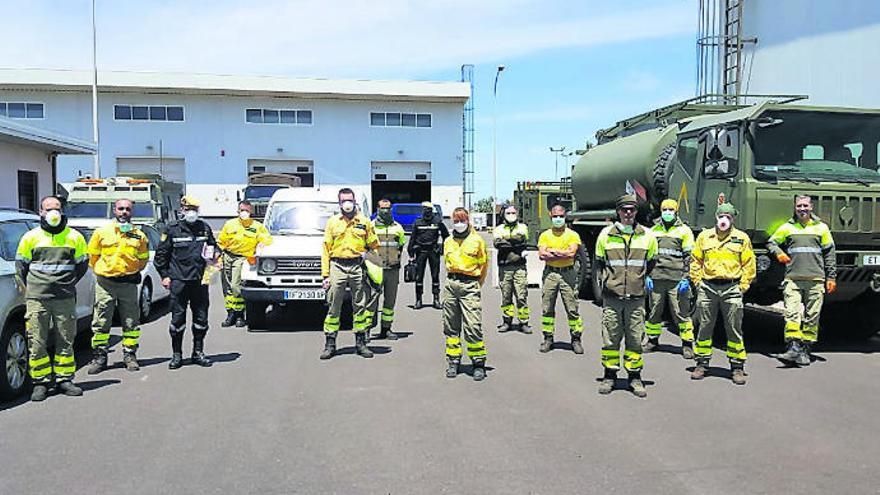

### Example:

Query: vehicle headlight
xmin=261 ymin=258 xmax=277 ymax=273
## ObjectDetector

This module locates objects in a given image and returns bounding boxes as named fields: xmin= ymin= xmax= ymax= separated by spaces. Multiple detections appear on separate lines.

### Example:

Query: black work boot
xmin=234 ymin=311 xmax=246 ymax=328
xmin=414 ymin=295 xmax=423 ymax=310
xmin=497 ymin=317 xmax=513 ymax=333
xmin=169 ymin=331 xmax=184 ymax=369
xmin=123 ymin=351 xmax=140 ymax=372
xmin=598 ymin=369 xmax=616 ymax=395
xmin=795 ymin=342 xmax=812 ymax=366
xmin=168 ymin=353 xmax=183 ymax=369
xmin=779 ymin=340 xmax=801 ymax=363
xmin=320 ymin=334 xmax=337 ymax=360
xmin=539 ymin=333 xmax=554 ymax=353
xmin=31 ymin=384 xmax=48 ymax=402
xmin=221 ymin=310 xmax=236 ymax=327
xmin=644 ymin=337 xmax=660 ymax=353
xmin=58 ymin=380 xmax=83 ymax=397
xmin=571 ymin=333 xmax=584 ymax=355
xmin=629 ymin=372 xmax=647 ymax=398
xmin=355 ymin=332 xmax=374 ymax=358
xmin=432 ymin=294 xmax=442 ymax=310
xmin=472 ymin=361 xmax=487 ymax=381
xmin=691 ymin=360 xmax=709 ymax=380
xmin=191 ymin=336 xmax=212 ymax=367
xmin=446 ymin=359 xmax=460 ymax=378
xmin=379 ymin=325 xmax=398 ymax=340
xmin=87 ymin=348 xmax=108 ymax=375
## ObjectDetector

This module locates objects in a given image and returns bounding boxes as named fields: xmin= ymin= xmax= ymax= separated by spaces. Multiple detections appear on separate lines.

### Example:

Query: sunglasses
xmin=619 ymin=207 xmax=637 ymax=213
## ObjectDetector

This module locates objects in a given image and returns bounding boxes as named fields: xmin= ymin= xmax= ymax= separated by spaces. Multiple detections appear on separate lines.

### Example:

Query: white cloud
xmin=0 ymin=0 xmax=695 ymax=77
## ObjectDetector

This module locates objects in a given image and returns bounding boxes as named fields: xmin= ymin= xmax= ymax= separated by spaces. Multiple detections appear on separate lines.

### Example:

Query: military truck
xmin=513 ymin=179 xmax=573 ymax=246
xmin=238 ymin=173 xmax=302 ymax=220
xmin=65 ymin=175 xmax=183 ymax=230
xmin=566 ymin=96 xmax=880 ymax=337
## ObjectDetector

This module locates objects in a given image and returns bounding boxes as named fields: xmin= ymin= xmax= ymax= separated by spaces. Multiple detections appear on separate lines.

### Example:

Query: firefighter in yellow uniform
xmin=645 ymin=198 xmax=696 ymax=358
xmin=767 ymin=195 xmax=836 ymax=367
xmin=218 ymin=200 xmax=272 ymax=328
xmin=16 ymin=196 xmax=89 ymax=401
xmin=366 ymin=198 xmax=407 ymax=340
xmin=320 ymin=188 xmax=379 ymax=360
xmin=87 ymin=199 xmax=150 ymax=374
xmin=594 ymin=195 xmax=657 ymax=398
xmin=538 ymin=204 xmax=583 ymax=354
xmin=443 ymin=208 xmax=489 ymax=381
xmin=690 ymin=202 xmax=756 ymax=385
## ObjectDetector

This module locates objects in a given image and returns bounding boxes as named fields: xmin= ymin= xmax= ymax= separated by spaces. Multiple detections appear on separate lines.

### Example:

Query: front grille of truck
xmin=814 ymin=195 xmax=880 ymax=233
xmin=253 ymin=204 xmax=268 ymax=219
xmin=261 ymin=257 xmax=322 ymax=275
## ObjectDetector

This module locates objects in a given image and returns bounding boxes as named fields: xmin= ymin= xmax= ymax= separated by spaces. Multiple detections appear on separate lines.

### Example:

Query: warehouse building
xmin=0 ymin=69 xmax=470 ymax=217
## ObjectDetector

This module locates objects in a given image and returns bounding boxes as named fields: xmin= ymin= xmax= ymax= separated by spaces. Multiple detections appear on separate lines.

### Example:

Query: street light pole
xmin=549 ymin=146 xmax=565 ymax=180
xmin=492 ymin=65 xmax=505 ymax=229
xmin=91 ymin=0 xmax=100 ymax=178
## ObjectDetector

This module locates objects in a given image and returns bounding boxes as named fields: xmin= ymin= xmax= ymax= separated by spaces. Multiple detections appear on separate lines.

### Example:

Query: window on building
xmin=17 ymin=170 xmax=38 ymax=213
xmin=370 ymin=111 xmax=432 ymax=128
xmin=114 ymin=104 xmax=185 ymax=121
xmin=0 ymin=102 xmax=43 ymax=119
xmin=245 ymin=108 xmax=312 ymax=125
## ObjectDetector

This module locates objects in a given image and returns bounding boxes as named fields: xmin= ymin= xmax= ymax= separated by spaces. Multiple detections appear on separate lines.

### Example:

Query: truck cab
xmin=239 ymin=188 xmax=342 ymax=330
xmin=65 ymin=175 xmax=183 ymax=231
xmin=239 ymin=173 xmax=302 ymax=220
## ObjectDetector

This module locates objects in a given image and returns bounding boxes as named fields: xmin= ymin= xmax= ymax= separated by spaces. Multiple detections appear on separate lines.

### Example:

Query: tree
xmin=474 ymin=196 xmax=494 ymax=213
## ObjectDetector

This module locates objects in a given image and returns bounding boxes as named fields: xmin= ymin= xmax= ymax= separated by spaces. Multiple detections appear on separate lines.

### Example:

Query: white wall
xmin=742 ymin=0 xmax=880 ymax=107
xmin=0 ymin=141 xmax=53 ymax=209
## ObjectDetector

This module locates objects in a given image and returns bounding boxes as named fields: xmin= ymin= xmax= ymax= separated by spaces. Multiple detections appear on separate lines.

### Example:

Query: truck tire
xmin=589 ymin=250 xmax=604 ymax=307
xmin=652 ymin=143 xmax=677 ymax=203
xmin=245 ymin=302 xmax=269 ymax=331
xmin=577 ymin=250 xmax=593 ymax=300
xmin=821 ymin=292 xmax=880 ymax=340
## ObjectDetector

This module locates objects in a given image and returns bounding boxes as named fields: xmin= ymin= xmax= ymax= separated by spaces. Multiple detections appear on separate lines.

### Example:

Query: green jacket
xmin=493 ymin=221 xmax=529 ymax=266
xmin=650 ymin=218 xmax=695 ymax=281
xmin=595 ymin=223 xmax=657 ymax=299
xmin=767 ymin=216 xmax=836 ymax=282
xmin=16 ymin=226 xmax=88 ymax=299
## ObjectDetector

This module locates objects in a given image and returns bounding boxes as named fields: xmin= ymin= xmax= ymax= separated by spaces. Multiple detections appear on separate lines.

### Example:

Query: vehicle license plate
xmin=284 ymin=289 xmax=325 ymax=300
xmin=863 ymin=255 xmax=880 ymax=266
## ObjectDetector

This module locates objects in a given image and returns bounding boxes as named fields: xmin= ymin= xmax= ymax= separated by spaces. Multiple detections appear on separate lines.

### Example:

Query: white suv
xmin=240 ymin=189 xmax=344 ymax=330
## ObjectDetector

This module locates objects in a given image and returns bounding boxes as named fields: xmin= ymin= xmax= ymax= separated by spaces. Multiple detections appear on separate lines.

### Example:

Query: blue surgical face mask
xmin=661 ymin=211 xmax=676 ymax=223
xmin=551 ymin=216 xmax=565 ymax=228
xmin=118 ymin=222 xmax=133 ymax=233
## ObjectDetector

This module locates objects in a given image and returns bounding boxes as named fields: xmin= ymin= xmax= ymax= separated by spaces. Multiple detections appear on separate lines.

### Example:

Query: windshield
xmin=265 ymin=202 xmax=337 ymax=235
xmin=752 ymin=110 xmax=880 ymax=183
xmin=66 ymin=202 xmax=154 ymax=218
xmin=244 ymin=185 xmax=287 ymax=200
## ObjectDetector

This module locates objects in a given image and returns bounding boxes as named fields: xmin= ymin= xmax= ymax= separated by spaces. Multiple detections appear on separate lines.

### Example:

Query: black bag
xmin=403 ymin=260 xmax=417 ymax=283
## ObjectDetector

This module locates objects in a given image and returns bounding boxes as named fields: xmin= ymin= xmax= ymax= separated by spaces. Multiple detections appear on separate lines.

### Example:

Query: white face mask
xmin=239 ymin=210 xmax=251 ymax=220
xmin=184 ymin=210 xmax=199 ymax=223
xmin=340 ymin=200 xmax=355 ymax=213
xmin=45 ymin=210 xmax=62 ymax=227
xmin=716 ymin=216 xmax=731 ymax=231
xmin=551 ymin=216 xmax=565 ymax=228
xmin=504 ymin=213 xmax=517 ymax=223
xmin=452 ymin=222 xmax=468 ymax=233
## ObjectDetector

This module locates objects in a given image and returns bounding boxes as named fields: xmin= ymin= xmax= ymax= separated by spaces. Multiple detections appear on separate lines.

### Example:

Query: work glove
xmin=826 ymin=279 xmax=837 ymax=294
xmin=677 ymin=279 xmax=690 ymax=294
xmin=645 ymin=276 xmax=654 ymax=293
xmin=776 ymin=253 xmax=792 ymax=265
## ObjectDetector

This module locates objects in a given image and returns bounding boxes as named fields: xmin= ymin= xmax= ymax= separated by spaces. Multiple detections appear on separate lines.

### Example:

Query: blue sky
xmin=0 ymin=0 xmax=697 ymax=201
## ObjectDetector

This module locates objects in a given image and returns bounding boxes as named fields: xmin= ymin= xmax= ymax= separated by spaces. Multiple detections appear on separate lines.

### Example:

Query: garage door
xmin=116 ymin=157 xmax=186 ymax=183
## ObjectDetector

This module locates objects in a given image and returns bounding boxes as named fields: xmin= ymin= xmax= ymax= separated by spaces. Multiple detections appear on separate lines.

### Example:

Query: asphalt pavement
xmin=2 ymin=251 xmax=879 ymax=494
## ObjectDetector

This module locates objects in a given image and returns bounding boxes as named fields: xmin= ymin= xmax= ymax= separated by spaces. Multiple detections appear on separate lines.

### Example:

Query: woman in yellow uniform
xmin=442 ymin=208 xmax=489 ymax=381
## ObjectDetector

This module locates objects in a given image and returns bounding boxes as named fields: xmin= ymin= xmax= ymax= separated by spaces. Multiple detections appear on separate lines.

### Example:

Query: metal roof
xmin=0 ymin=116 xmax=96 ymax=155
xmin=0 ymin=69 xmax=471 ymax=103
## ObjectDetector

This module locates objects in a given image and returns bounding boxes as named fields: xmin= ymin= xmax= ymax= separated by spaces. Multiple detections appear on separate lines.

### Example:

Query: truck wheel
xmin=245 ymin=302 xmax=268 ymax=331
xmin=821 ymin=292 xmax=880 ymax=340
xmin=589 ymin=251 xmax=604 ymax=307
xmin=577 ymin=247 xmax=594 ymax=300
xmin=652 ymin=143 xmax=677 ymax=203
xmin=1 ymin=318 xmax=29 ymax=400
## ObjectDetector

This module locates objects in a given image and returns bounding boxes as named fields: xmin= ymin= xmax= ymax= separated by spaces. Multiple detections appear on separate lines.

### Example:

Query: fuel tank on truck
xmin=572 ymin=125 xmax=678 ymax=210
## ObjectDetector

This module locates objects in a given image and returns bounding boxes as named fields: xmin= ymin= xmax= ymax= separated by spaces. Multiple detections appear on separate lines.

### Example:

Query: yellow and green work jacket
xmin=218 ymin=218 xmax=272 ymax=257
xmin=444 ymin=229 xmax=487 ymax=279
xmin=372 ymin=219 xmax=406 ymax=269
xmin=16 ymin=226 xmax=88 ymax=299
xmin=321 ymin=212 xmax=379 ymax=277
xmin=767 ymin=216 xmax=836 ymax=282
xmin=690 ymin=227 xmax=756 ymax=289
xmin=650 ymin=218 xmax=695 ymax=281
xmin=88 ymin=221 xmax=150 ymax=278
xmin=595 ymin=223 xmax=657 ymax=299
xmin=493 ymin=221 xmax=529 ymax=266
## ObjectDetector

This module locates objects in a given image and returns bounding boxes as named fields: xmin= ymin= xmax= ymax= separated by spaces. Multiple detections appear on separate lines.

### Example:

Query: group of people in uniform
xmin=15 ymin=186 xmax=836 ymax=401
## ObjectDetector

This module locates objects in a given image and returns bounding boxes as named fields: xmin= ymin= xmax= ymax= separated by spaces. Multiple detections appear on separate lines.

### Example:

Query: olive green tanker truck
xmin=568 ymin=97 xmax=880 ymax=337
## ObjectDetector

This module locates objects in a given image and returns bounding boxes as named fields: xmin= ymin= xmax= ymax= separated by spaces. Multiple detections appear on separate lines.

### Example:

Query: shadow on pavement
xmin=741 ymin=307 xmax=880 ymax=356
xmin=331 ymin=345 xmax=392 ymax=357
xmin=78 ymin=378 xmax=122 ymax=392
xmin=0 ymin=379 xmax=122 ymax=412
xmin=203 ymin=352 xmax=241 ymax=364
